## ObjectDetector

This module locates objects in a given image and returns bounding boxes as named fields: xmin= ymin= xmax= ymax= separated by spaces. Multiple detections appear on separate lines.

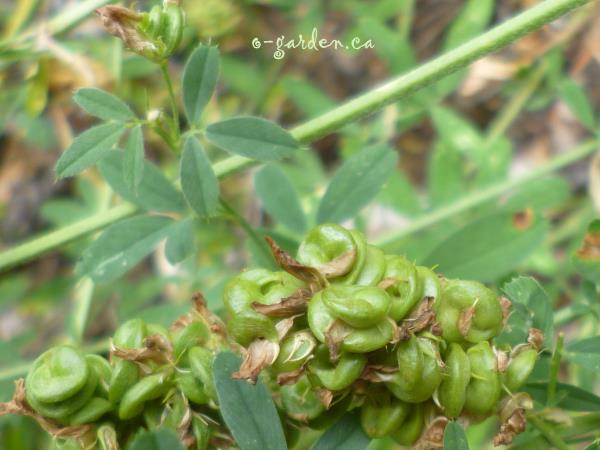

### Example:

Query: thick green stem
xmin=375 ymin=139 xmax=598 ymax=249
xmin=0 ymin=0 xmax=592 ymax=272
xmin=160 ymin=62 xmax=181 ymax=145
xmin=548 ymin=332 xmax=565 ymax=406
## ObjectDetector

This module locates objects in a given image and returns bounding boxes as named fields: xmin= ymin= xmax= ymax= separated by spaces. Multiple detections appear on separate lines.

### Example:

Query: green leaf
xmin=428 ymin=141 xmax=465 ymax=207
xmin=378 ymin=171 xmax=421 ymax=215
xmin=182 ymin=45 xmax=219 ymax=123
xmin=165 ymin=217 xmax=195 ymax=265
xmin=423 ymin=212 xmax=548 ymax=281
xmin=255 ymin=164 xmax=306 ymax=234
xmin=280 ymin=78 xmax=335 ymax=117
xmin=56 ymin=122 xmax=126 ymax=178
xmin=206 ymin=116 xmax=298 ymax=161
xmin=317 ymin=144 xmax=397 ymax=224
xmin=572 ymin=220 xmax=600 ymax=284
xmin=443 ymin=422 xmax=469 ymax=450
xmin=128 ymin=428 xmax=185 ymax=450
xmin=584 ymin=441 xmax=600 ymax=450
xmin=123 ymin=125 xmax=145 ymax=195
xmin=558 ymin=79 xmax=596 ymax=130
xmin=99 ymin=151 xmax=185 ymax=213
xmin=77 ymin=215 xmax=176 ymax=283
xmin=180 ymin=137 xmax=220 ymax=218
xmin=501 ymin=177 xmax=570 ymax=213
xmin=565 ymin=337 xmax=600 ymax=372
xmin=213 ymin=352 xmax=287 ymax=450
xmin=431 ymin=106 xmax=482 ymax=154
xmin=310 ymin=413 xmax=369 ymax=450
xmin=73 ymin=87 xmax=135 ymax=122
xmin=502 ymin=277 xmax=554 ymax=347
xmin=526 ymin=381 xmax=600 ymax=411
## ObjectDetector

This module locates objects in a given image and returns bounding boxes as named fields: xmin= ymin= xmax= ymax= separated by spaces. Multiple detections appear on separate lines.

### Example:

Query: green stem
xmin=528 ymin=414 xmax=570 ymax=450
xmin=0 ymin=0 xmax=592 ymax=272
xmin=375 ymin=139 xmax=598 ymax=249
xmin=160 ymin=62 xmax=181 ymax=145
xmin=548 ymin=332 xmax=565 ymax=406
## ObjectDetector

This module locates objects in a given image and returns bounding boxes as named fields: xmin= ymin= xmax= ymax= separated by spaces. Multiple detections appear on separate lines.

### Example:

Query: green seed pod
xmin=382 ymin=256 xmax=423 ymax=320
xmin=388 ymin=338 xmax=442 ymax=403
xmin=280 ymin=375 xmax=325 ymax=421
xmin=176 ymin=371 xmax=209 ymax=405
xmin=297 ymin=224 xmax=365 ymax=283
xmin=321 ymin=286 xmax=391 ymax=328
xmin=463 ymin=342 xmax=501 ymax=415
xmin=504 ymin=347 xmax=538 ymax=392
xmin=189 ymin=347 xmax=217 ymax=402
xmin=26 ymin=364 xmax=98 ymax=421
xmin=108 ymin=359 xmax=139 ymax=404
xmin=390 ymin=403 xmax=424 ymax=446
xmin=436 ymin=279 xmax=503 ymax=344
xmin=97 ymin=424 xmax=118 ymax=450
xmin=67 ymin=397 xmax=112 ymax=426
xmin=360 ymin=388 xmax=410 ymax=438
xmin=308 ymin=346 xmax=366 ymax=391
xmin=416 ymin=266 xmax=441 ymax=303
xmin=160 ymin=392 xmax=190 ymax=432
xmin=118 ymin=372 xmax=172 ymax=420
xmin=356 ymin=245 xmax=386 ymax=286
xmin=113 ymin=318 xmax=147 ymax=349
xmin=437 ymin=343 xmax=471 ymax=418
xmin=162 ymin=2 xmax=185 ymax=54
xmin=272 ymin=330 xmax=316 ymax=373
xmin=27 ymin=346 xmax=89 ymax=403
xmin=172 ymin=321 xmax=211 ymax=362
xmin=144 ymin=5 xmax=165 ymax=39
xmin=86 ymin=354 xmax=112 ymax=397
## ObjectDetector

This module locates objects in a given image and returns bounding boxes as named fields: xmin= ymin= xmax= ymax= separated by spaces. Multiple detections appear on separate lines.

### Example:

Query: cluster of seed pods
xmin=225 ymin=224 xmax=541 ymax=448
xmin=0 ymin=224 xmax=541 ymax=449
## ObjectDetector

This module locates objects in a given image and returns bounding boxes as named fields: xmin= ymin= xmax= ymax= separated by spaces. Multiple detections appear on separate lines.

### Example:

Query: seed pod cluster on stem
xmin=0 ymin=224 xmax=542 ymax=449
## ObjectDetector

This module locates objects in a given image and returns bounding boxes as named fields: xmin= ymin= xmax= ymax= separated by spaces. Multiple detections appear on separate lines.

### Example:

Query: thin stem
xmin=528 ymin=414 xmax=570 ymax=450
xmin=374 ymin=139 xmax=598 ymax=249
xmin=548 ymin=332 xmax=565 ymax=406
xmin=160 ymin=62 xmax=181 ymax=146
xmin=0 ymin=0 xmax=592 ymax=272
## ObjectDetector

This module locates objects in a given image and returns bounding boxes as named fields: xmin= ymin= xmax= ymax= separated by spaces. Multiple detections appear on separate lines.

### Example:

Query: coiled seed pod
xmin=162 ymin=2 xmax=185 ymax=54
xmin=390 ymin=402 xmax=425 ymax=446
xmin=25 ymin=346 xmax=101 ymax=422
xmin=308 ymin=288 xmax=394 ymax=353
xmin=436 ymin=279 xmax=504 ymax=344
xmin=297 ymin=224 xmax=366 ymax=284
xmin=360 ymin=388 xmax=410 ymax=438
xmin=118 ymin=371 xmax=173 ymax=420
xmin=387 ymin=337 xmax=442 ymax=403
xmin=280 ymin=375 xmax=325 ymax=422
xmin=504 ymin=346 xmax=538 ymax=392
xmin=97 ymin=424 xmax=118 ymax=450
xmin=272 ymin=330 xmax=316 ymax=373
xmin=464 ymin=342 xmax=501 ymax=415
xmin=224 ymin=269 xmax=304 ymax=346
xmin=382 ymin=256 xmax=423 ymax=321
xmin=308 ymin=345 xmax=366 ymax=391
xmin=437 ymin=343 xmax=471 ymax=418
xmin=355 ymin=245 xmax=386 ymax=286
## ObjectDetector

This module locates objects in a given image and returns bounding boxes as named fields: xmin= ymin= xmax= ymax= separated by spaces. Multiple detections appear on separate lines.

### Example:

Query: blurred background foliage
xmin=0 ymin=0 xmax=600 ymax=448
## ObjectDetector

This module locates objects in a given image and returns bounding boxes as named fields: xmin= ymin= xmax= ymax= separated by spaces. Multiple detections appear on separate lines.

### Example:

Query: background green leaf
xmin=165 ymin=217 xmax=195 ymax=265
xmin=310 ymin=413 xmax=370 ymax=450
xmin=443 ymin=422 xmax=470 ymax=450
xmin=526 ymin=381 xmax=600 ymax=411
xmin=123 ymin=125 xmax=145 ymax=195
xmin=56 ymin=122 xmax=126 ymax=178
xmin=182 ymin=45 xmax=220 ymax=123
xmin=73 ymin=87 xmax=135 ymax=122
xmin=317 ymin=144 xmax=397 ymax=224
xmin=565 ymin=336 xmax=600 ymax=372
xmin=77 ymin=215 xmax=176 ymax=283
xmin=558 ymin=79 xmax=596 ymax=131
xmin=213 ymin=352 xmax=287 ymax=450
xmin=255 ymin=164 xmax=306 ymax=233
xmin=180 ymin=137 xmax=220 ymax=218
xmin=206 ymin=116 xmax=298 ymax=161
xmin=128 ymin=428 xmax=185 ymax=450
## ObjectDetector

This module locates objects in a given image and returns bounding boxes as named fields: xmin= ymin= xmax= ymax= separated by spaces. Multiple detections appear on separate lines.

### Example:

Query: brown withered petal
xmin=577 ymin=227 xmax=600 ymax=259
xmin=324 ymin=320 xmax=351 ymax=362
xmin=251 ymin=288 xmax=313 ymax=317
xmin=500 ymin=296 xmax=512 ymax=327
xmin=494 ymin=408 xmax=527 ymax=446
xmin=495 ymin=349 xmax=509 ymax=373
xmin=0 ymin=379 xmax=93 ymax=443
xmin=527 ymin=328 xmax=544 ymax=351
xmin=96 ymin=6 xmax=157 ymax=58
xmin=265 ymin=236 xmax=326 ymax=290
xmin=316 ymin=389 xmax=333 ymax=409
xmin=398 ymin=297 xmax=436 ymax=339
xmin=111 ymin=334 xmax=172 ymax=366
xmin=412 ymin=416 xmax=448 ymax=450
xmin=317 ymin=249 xmax=356 ymax=278
xmin=359 ymin=364 xmax=399 ymax=383
xmin=232 ymin=339 xmax=279 ymax=384
xmin=458 ymin=305 xmax=475 ymax=337
xmin=275 ymin=317 xmax=297 ymax=341
xmin=277 ymin=367 xmax=306 ymax=385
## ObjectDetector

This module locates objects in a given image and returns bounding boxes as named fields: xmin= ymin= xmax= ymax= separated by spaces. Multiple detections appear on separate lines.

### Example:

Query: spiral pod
xmin=307 ymin=287 xmax=394 ymax=353
xmin=503 ymin=346 xmax=538 ymax=392
xmin=463 ymin=342 xmax=501 ymax=415
xmin=308 ymin=345 xmax=366 ymax=391
xmin=108 ymin=319 xmax=146 ymax=404
xmin=390 ymin=402 xmax=425 ymax=446
xmin=118 ymin=371 xmax=173 ymax=420
xmin=280 ymin=375 xmax=325 ymax=422
xmin=381 ymin=256 xmax=424 ymax=321
xmin=387 ymin=337 xmax=442 ymax=403
xmin=360 ymin=387 xmax=410 ymax=438
xmin=272 ymin=330 xmax=316 ymax=373
xmin=224 ymin=269 xmax=304 ymax=346
xmin=297 ymin=224 xmax=367 ymax=284
xmin=435 ymin=279 xmax=504 ymax=344
xmin=25 ymin=346 xmax=112 ymax=424
xmin=437 ymin=343 xmax=471 ymax=418
xmin=176 ymin=346 xmax=217 ymax=405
